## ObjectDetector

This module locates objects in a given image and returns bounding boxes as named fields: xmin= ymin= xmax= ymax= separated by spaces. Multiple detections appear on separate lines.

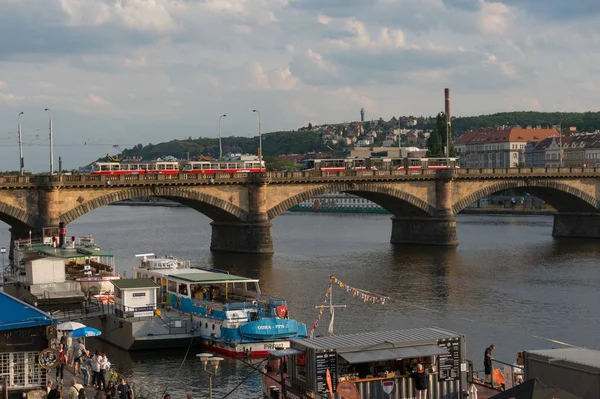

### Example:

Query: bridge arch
xmin=453 ymin=179 xmax=600 ymax=214
xmin=60 ymin=186 xmax=249 ymax=225
xmin=267 ymin=182 xmax=435 ymax=220
xmin=0 ymin=202 xmax=36 ymax=231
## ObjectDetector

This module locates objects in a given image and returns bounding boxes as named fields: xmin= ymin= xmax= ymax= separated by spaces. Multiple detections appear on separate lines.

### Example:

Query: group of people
xmin=58 ymin=332 xmax=112 ymax=390
xmin=47 ymin=377 xmax=134 ymax=399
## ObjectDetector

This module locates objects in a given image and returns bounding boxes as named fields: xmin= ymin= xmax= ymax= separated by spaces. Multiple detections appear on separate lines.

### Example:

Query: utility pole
xmin=18 ymin=112 xmax=24 ymax=175
xmin=445 ymin=88 xmax=451 ymax=166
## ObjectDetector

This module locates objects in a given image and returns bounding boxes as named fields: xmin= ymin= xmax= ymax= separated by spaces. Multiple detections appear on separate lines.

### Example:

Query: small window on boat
xmin=168 ymin=280 xmax=177 ymax=293
xmin=178 ymin=283 xmax=188 ymax=296
xmin=212 ymin=324 xmax=215 ymax=331
xmin=233 ymin=282 xmax=244 ymax=290
xmin=246 ymin=282 xmax=258 ymax=292
xmin=205 ymin=323 xmax=208 ymax=329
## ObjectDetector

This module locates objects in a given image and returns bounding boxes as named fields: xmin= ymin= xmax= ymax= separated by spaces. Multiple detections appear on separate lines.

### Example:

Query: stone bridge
xmin=1 ymin=167 xmax=600 ymax=253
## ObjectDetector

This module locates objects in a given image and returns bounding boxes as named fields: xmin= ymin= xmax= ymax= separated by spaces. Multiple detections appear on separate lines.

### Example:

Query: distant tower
xmin=360 ymin=108 xmax=365 ymax=122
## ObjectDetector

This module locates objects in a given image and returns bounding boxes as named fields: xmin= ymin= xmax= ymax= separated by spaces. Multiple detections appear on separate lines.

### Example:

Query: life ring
xmin=206 ymin=304 xmax=213 ymax=315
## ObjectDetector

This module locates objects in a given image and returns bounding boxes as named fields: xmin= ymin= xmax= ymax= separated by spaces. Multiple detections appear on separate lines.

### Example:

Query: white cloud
xmin=479 ymin=0 xmax=510 ymax=35
xmin=124 ymin=56 xmax=147 ymax=69
xmin=85 ymin=93 xmax=111 ymax=107
xmin=0 ymin=93 xmax=26 ymax=105
xmin=1 ymin=0 xmax=600 ymax=172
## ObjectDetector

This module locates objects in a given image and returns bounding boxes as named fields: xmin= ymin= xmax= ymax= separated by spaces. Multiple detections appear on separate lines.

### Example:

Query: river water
xmin=3 ymin=208 xmax=600 ymax=398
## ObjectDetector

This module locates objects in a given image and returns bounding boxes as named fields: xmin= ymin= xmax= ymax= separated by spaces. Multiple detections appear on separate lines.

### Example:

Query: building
xmin=455 ymin=127 xmax=558 ymax=168
xmin=524 ymin=137 xmax=554 ymax=167
xmin=0 ymin=292 xmax=54 ymax=399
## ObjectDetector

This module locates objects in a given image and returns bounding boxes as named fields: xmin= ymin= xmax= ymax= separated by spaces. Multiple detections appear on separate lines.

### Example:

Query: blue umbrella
xmin=69 ymin=327 xmax=102 ymax=338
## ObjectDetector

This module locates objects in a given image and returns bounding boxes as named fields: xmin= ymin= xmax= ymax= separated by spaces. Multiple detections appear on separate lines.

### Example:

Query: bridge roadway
xmin=1 ymin=167 xmax=600 ymax=253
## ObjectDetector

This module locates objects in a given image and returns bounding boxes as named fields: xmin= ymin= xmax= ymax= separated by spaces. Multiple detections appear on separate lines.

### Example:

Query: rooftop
xmin=456 ymin=127 xmax=558 ymax=145
xmin=20 ymin=243 xmax=114 ymax=259
xmin=526 ymin=347 xmax=600 ymax=369
xmin=0 ymin=292 xmax=54 ymax=331
xmin=168 ymin=272 xmax=258 ymax=284
xmin=292 ymin=327 xmax=462 ymax=352
xmin=112 ymin=278 xmax=158 ymax=289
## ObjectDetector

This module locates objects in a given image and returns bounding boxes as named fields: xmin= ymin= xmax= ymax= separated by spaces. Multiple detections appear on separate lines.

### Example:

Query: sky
xmin=1 ymin=0 xmax=600 ymax=172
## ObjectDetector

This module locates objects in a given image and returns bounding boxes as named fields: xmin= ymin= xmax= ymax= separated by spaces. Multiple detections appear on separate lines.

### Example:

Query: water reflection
xmin=0 ymin=208 xmax=599 ymax=398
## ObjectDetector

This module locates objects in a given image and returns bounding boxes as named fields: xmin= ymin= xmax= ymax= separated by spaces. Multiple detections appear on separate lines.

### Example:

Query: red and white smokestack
xmin=59 ymin=221 xmax=66 ymax=247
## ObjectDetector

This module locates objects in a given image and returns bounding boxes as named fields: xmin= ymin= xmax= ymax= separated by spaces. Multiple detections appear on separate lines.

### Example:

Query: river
xmin=2 ymin=208 xmax=600 ymax=398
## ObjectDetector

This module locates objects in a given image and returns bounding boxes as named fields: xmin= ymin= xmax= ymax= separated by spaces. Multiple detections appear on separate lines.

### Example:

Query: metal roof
xmin=0 ymin=292 xmax=54 ymax=331
xmin=167 ymin=272 xmax=258 ymax=283
xmin=20 ymin=244 xmax=114 ymax=259
xmin=112 ymin=278 xmax=158 ymax=289
xmin=526 ymin=348 xmax=600 ymax=370
xmin=292 ymin=327 xmax=462 ymax=352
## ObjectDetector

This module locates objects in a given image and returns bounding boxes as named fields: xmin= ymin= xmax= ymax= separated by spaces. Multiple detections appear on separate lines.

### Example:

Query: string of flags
xmin=330 ymin=275 xmax=388 ymax=306
xmin=308 ymin=282 xmax=332 ymax=338
xmin=308 ymin=276 xmax=388 ymax=338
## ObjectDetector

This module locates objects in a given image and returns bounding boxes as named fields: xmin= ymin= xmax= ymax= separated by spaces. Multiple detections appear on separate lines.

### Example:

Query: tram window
xmin=166 ymin=164 xmax=174 ymax=170
xmin=158 ymin=164 xmax=166 ymax=170
xmin=220 ymin=164 xmax=228 ymax=170
xmin=113 ymin=165 xmax=120 ymax=171
xmin=101 ymin=165 xmax=110 ymax=171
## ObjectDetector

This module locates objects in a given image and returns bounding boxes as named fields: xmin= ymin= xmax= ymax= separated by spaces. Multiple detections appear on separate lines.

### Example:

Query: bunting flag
xmin=308 ymin=276 xmax=388 ymax=338
xmin=308 ymin=282 xmax=332 ymax=338
xmin=329 ymin=275 xmax=388 ymax=306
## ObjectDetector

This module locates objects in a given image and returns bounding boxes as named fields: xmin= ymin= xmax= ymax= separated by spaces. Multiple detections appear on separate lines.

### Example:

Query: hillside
xmin=102 ymin=111 xmax=600 ymax=163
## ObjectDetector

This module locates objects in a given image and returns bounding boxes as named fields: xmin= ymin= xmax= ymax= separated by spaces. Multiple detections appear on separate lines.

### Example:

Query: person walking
xmin=67 ymin=379 xmax=84 ymax=399
xmin=411 ymin=363 xmax=429 ymax=399
xmin=81 ymin=351 xmax=91 ymax=386
xmin=484 ymin=344 xmax=495 ymax=385
xmin=117 ymin=378 xmax=133 ymax=399
xmin=104 ymin=381 xmax=117 ymax=399
xmin=97 ymin=352 xmax=108 ymax=391
xmin=91 ymin=351 xmax=101 ymax=389
xmin=72 ymin=338 xmax=87 ymax=376
xmin=57 ymin=343 xmax=68 ymax=384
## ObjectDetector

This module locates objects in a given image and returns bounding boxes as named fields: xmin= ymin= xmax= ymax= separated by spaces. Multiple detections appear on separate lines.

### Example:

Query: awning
xmin=339 ymin=345 xmax=449 ymax=364
xmin=269 ymin=348 xmax=304 ymax=358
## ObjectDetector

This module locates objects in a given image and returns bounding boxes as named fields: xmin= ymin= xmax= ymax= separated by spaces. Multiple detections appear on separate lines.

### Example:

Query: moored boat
xmin=132 ymin=253 xmax=308 ymax=356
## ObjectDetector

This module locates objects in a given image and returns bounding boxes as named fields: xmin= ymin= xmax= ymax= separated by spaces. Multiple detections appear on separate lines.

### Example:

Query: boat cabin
xmin=281 ymin=327 xmax=467 ymax=399
xmin=112 ymin=278 xmax=158 ymax=318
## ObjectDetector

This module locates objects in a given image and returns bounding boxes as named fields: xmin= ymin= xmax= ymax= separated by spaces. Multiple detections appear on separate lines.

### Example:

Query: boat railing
xmin=472 ymin=358 xmax=524 ymax=389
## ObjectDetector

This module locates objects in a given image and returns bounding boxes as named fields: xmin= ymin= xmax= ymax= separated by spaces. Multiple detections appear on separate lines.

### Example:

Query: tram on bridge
xmin=302 ymin=157 xmax=459 ymax=173
xmin=90 ymin=160 xmax=266 ymax=175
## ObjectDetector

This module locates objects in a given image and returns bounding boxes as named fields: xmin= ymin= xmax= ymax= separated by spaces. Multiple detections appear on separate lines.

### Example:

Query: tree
xmin=427 ymin=113 xmax=456 ymax=158
xmin=308 ymin=123 xmax=313 ymax=130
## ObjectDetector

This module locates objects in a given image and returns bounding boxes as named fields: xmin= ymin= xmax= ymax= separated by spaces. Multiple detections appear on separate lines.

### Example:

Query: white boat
xmin=131 ymin=253 xmax=308 ymax=357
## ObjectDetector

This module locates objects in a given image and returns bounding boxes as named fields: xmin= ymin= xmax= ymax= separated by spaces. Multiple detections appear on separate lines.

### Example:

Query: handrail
xmin=1 ymin=167 xmax=600 ymax=187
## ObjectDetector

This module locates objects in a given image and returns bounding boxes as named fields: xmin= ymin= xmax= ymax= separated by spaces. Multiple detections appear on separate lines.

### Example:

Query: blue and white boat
xmin=132 ymin=254 xmax=308 ymax=357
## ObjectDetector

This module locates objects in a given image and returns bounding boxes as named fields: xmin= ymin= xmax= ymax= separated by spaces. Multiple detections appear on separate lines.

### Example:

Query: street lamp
xmin=252 ymin=109 xmax=263 ymax=171
xmin=44 ymin=108 xmax=54 ymax=175
xmin=18 ymin=112 xmax=24 ymax=175
xmin=218 ymin=114 xmax=226 ymax=161
xmin=196 ymin=353 xmax=223 ymax=399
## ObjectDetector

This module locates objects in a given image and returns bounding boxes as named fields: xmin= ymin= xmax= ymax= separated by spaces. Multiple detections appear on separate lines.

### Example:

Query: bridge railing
xmin=1 ymin=167 xmax=600 ymax=186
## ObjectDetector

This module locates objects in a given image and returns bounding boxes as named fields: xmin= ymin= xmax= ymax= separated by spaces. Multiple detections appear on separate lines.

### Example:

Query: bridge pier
xmin=390 ymin=216 xmax=458 ymax=246
xmin=209 ymin=177 xmax=274 ymax=253
xmin=210 ymin=214 xmax=274 ymax=254
xmin=552 ymin=213 xmax=600 ymax=239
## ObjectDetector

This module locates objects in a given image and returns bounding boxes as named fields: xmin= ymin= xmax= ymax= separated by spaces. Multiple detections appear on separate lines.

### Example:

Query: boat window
xmin=205 ymin=323 xmax=208 ymax=329
xmin=114 ymin=288 xmax=122 ymax=299
xmin=178 ymin=283 xmax=188 ymax=296
xmin=246 ymin=282 xmax=258 ymax=293
xmin=233 ymin=282 xmax=244 ymax=290
xmin=190 ymin=284 xmax=205 ymax=299
xmin=212 ymin=324 xmax=215 ymax=331
xmin=168 ymin=280 xmax=177 ymax=293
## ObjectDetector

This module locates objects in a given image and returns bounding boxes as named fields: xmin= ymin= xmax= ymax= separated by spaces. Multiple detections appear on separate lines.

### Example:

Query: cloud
xmin=1 ymin=0 xmax=600 ymax=172
xmin=85 ymin=93 xmax=111 ymax=107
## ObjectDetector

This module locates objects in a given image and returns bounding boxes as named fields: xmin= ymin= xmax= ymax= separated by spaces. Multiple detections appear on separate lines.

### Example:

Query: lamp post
xmin=18 ymin=112 xmax=24 ymax=175
xmin=44 ymin=108 xmax=54 ymax=175
xmin=252 ymin=109 xmax=263 ymax=171
xmin=196 ymin=353 xmax=223 ymax=399
xmin=218 ymin=114 xmax=226 ymax=161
